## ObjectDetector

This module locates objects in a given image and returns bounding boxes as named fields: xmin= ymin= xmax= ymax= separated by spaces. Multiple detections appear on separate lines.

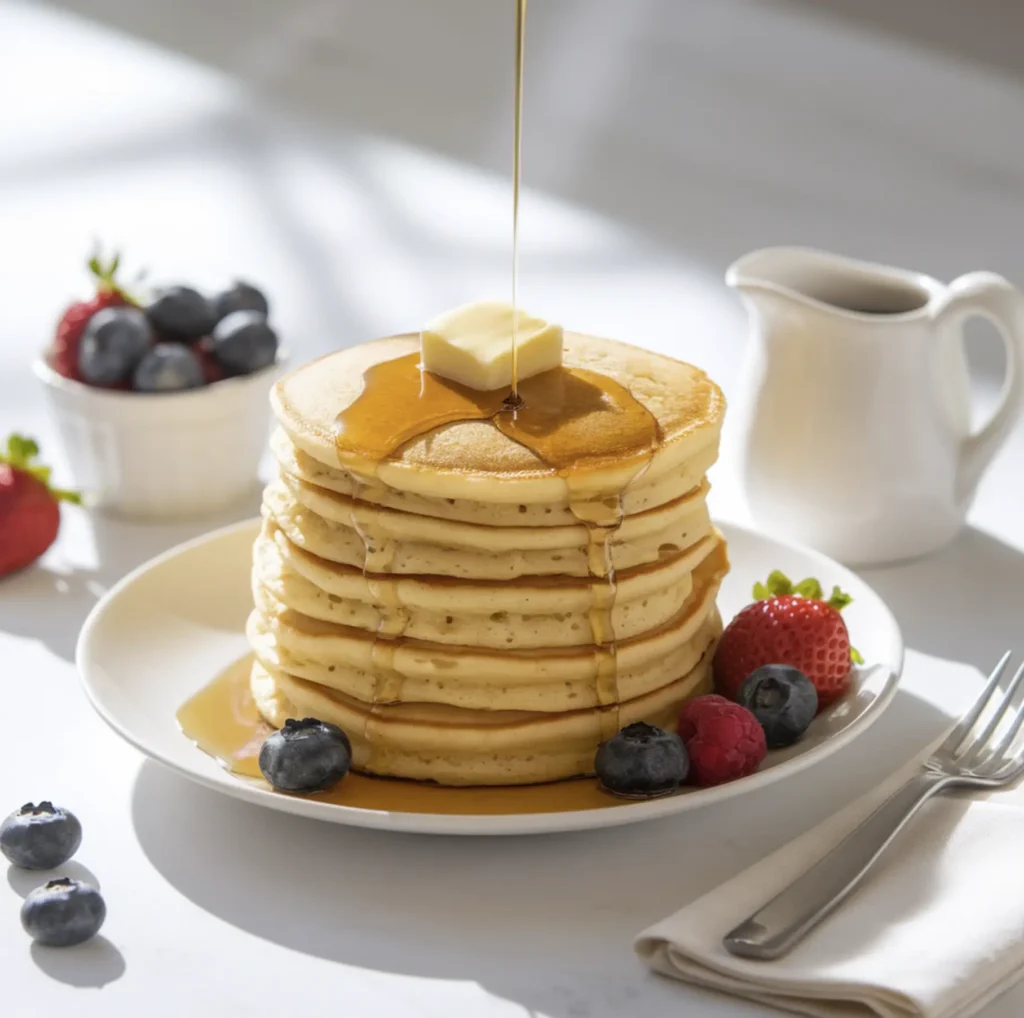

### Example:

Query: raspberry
xmin=677 ymin=695 xmax=766 ymax=786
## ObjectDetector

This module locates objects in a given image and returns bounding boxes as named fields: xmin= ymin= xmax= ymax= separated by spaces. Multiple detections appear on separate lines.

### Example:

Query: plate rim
xmin=77 ymin=517 xmax=904 ymax=836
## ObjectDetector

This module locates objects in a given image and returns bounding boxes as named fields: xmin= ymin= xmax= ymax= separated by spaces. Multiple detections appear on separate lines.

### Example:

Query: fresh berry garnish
xmin=146 ymin=286 xmax=216 ymax=343
xmin=212 ymin=310 xmax=279 ymax=375
xmin=78 ymin=306 xmax=153 ymax=386
xmin=594 ymin=721 xmax=689 ymax=798
xmin=194 ymin=337 xmax=227 ymax=384
xmin=0 ymin=435 xmax=80 ymax=578
xmin=258 ymin=718 xmax=352 ymax=793
xmin=133 ymin=344 xmax=205 ymax=392
xmin=0 ymin=802 xmax=82 ymax=870
xmin=21 ymin=878 xmax=105 ymax=947
xmin=677 ymin=696 xmax=766 ymax=786
xmin=713 ymin=571 xmax=859 ymax=708
xmin=212 ymin=281 xmax=269 ymax=322
xmin=736 ymin=665 xmax=818 ymax=748
xmin=52 ymin=250 xmax=131 ymax=381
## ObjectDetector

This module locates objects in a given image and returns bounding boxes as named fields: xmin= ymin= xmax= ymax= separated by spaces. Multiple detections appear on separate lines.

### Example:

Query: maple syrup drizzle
xmin=176 ymin=655 xmax=634 ymax=815
xmin=511 ymin=0 xmax=527 ymax=396
xmin=332 ymin=351 xmax=659 ymax=741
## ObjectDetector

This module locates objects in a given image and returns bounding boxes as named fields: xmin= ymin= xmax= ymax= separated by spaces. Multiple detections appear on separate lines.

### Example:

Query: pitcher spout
xmin=726 ymin=246 xmax=938 ymax=318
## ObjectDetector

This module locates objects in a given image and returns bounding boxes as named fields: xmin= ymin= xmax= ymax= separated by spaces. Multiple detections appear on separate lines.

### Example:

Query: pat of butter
xmin=421 ymin=300 xmax=563 ymax=391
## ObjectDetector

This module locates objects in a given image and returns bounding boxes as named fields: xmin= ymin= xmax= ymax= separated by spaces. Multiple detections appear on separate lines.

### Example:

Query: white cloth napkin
xmin=635 ymin=751 xmax=1024 ymax=1018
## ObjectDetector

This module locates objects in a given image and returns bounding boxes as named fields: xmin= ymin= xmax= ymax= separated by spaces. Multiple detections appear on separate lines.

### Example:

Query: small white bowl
xmin=33 ymin=353 xmax=287 ymax=521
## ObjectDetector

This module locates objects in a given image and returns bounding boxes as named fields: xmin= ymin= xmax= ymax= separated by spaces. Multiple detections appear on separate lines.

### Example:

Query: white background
xmin=2 ymin=1 xmax=1024 ymax=1014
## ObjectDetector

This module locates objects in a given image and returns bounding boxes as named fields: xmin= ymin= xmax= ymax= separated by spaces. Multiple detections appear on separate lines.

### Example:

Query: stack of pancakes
xmin=250 ymin=332 xmax=729 ymax=786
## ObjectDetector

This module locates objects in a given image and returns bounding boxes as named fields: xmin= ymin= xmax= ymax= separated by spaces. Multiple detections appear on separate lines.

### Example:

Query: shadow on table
xmin=130 ymin=680 xmax=952 ymax=1018
xmin=859 ymin=526 xmax=1024 ymax=671
xmin=0 ymin=485 xmax=261 ymax=664
xmin=31 ymin=937 xmax=126 ymax=988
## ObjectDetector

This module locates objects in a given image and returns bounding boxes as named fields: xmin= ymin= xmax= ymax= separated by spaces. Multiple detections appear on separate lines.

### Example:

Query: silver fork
xmin=723 ymin=652 xmax=1024 ymax=961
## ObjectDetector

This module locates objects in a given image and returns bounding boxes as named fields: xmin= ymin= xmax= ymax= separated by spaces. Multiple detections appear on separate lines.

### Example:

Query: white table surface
xmin=3 ymin=2 xmax=1024 ymax=1015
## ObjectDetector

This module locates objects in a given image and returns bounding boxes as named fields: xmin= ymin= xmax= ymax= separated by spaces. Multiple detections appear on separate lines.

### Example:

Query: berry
xmin=146 ymin=286 xmax=216 ymax=342
xmin=714 ymin=571 xmax=856 ymax=707
xmin=78 ymin=306 xmax=153 ymax=385
xmin=21 ymin=878 xmax=105 ymax=947
xmin=258 ymin=718 xmax=352 ymax=793
xmin=737 ymin=665 xmax=818 ymax=748
xmin=212 ymin=281 xmax=269 ymax=321
xmin=0 ymin=436 xmax=80 ymax=578
xmin=0 ymin=802 xmax=82 ymax=870
xmin=594 ymin=722 xmax=689 ymax=797
xmin=212 ymin=310 xmax=279 ymax=375
xmin=133 ymin=344 xmax=205 ymax=392
xmin=52 ymin=251 xmax=130 ymax=381
xmin=677 ymin=696 xmax=766 ymax=786
xmin=194 ymin=337 xmax=227 ymax=384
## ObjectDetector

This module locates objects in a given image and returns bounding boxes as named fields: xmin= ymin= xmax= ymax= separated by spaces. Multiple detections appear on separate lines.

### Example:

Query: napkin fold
xmin=636 ymin=752 xmax=1024 ymax=1018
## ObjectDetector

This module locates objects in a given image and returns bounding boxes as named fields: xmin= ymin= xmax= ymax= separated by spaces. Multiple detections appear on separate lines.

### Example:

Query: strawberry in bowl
xmin=35 ymin=248 xmax=287 ymax=521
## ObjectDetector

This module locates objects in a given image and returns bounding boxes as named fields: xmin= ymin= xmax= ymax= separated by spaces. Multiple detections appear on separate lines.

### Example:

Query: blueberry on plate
xmin=78 ymin=306 xmax=152 ymax=385
xmin=0 ymin=802 xmax=82 ymax=870
xmin=146 ymin=285 xmax=216 ymax=342
xmin=594 ymin=721 xmax=689 ymax=798
xmin=258 ymin=718 xmax=352 ymax=793
xmin=21 ymin=878 xmax=105 ymax=947
xmin=212 ymin=309 xmax=279 ymax=375
xmin=212 ymin=281 xmax=269 ymax=321
xmin=737 ymin=664 xmax=819 ymax=749
xmin=132 ymin=343 xmax=205 ymax=392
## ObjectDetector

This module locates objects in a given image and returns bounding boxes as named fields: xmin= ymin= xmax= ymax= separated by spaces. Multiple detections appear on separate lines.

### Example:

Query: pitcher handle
xmin=933 ymin=271 xmax=1024 ymax=500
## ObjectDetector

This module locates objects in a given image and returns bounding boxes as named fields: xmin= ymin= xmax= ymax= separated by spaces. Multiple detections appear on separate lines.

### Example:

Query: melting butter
xmin=421 ymin=299 xmax=562 ymax=391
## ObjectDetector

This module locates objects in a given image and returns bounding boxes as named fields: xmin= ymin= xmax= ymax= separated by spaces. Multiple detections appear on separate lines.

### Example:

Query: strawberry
xmin=713 ymin=571 xmax=861 ymax=709
xmin=52 ymin=250 xmax=133 ymax=382
xmin=0 ymin=435 xmax=81 ymax=578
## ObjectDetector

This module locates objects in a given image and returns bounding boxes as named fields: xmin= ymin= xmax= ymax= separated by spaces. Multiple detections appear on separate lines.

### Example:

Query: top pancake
xmin=273 ymin=332 xmax=725 ymax=505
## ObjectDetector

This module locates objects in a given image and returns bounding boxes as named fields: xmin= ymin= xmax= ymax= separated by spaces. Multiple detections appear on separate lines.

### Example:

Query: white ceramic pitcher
xmin=728 ymin=247 xmax=1024 ymax=565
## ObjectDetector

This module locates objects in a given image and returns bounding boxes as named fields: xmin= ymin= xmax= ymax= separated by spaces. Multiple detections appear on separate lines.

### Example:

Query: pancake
xmin=272 ymin=332 xmax=725 ymax=505
xmin=239 ymin=329 xmax=730 ymax=787
xmin=254 ymin=522 xmax=725 ymax=649
xmin=271 ymin=426 xmax=720 ymax=528
xmin=251 ymin=648 xmax=715 ymax=786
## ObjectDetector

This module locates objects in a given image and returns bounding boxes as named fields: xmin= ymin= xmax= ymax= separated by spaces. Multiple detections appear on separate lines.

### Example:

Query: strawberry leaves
xmin=1 ymin=434 xmax=81 ymax=504
xmin=753 ymin=569 xmax=861 ymax=664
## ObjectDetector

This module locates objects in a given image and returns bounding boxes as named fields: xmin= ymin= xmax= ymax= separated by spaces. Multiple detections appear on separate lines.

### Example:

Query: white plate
xmin=77 ymin=519 xmax=903 ymax=835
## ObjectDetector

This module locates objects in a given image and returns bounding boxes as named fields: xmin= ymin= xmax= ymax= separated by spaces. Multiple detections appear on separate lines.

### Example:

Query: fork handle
xmin=723 ymin=770 xmax=950 ymax=960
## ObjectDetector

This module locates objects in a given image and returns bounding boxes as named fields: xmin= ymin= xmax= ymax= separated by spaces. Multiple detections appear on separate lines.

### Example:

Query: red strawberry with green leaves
xmin=52 ymin=250 xmax=134 ymax=382
xmin=0 ymin=435 xmax=81 ymax=578
xmin=713 ymin=571 xmax=862 ymax=709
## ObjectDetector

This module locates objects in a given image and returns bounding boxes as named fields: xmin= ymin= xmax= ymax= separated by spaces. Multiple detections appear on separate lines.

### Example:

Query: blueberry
xmin=132 ymin=343 xmax=205 ymax=392
xmin=737 ymin=665 xmax=819 ymax=749
xmin=212 ymin=281 xmax=269 ymax=321
xmin=258 ymin=718 xmax=352 ymax=793
xmin=146 ymin=286 xmax=216 ymax=342
xmin=1 ymin=802 xmax=82 ymax=870
xmin=212 ymin=310 xmax=279 ymax=375
xmin=78 ymin=307 xmax=152 ymax=384
xmin=594 ymin=722 xmax=689 ymax=797
xmin=21 ymin=878 xmax=105 ymax=947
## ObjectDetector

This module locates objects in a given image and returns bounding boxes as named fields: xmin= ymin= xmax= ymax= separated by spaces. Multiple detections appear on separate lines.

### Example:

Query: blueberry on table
xmin=737 ymin=664 xmax=819 ymax=749
xmin=21 ymin=878 xmax=105 ymax=947
xmin=595 ymin=721 xmax=689 ymax=797
xmin=1 ymin=802 xmax=82 ymax=870
xmin=258 ymin=718 xmax=352 ymax=793
xmin=78 ymin=306 xmax=152 ymax=384
xmin=132 ymin=343 xmax=205 ymax=392
xmin=212 ymin=281 xmax=269 ymax=321
xmin=146 ymin=285 xmax=216 ymax=342
xmin=212 ymin=310 xmax=279 ymax=375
